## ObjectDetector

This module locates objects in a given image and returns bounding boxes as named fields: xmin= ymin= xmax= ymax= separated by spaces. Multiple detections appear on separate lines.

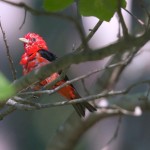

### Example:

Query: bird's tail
xmin=72 ymin=102 xmax=96 ymax=117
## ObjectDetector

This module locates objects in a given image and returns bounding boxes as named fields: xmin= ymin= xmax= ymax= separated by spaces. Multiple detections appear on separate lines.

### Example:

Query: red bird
xmin=19 ymin=32 xmax=96 ymax=117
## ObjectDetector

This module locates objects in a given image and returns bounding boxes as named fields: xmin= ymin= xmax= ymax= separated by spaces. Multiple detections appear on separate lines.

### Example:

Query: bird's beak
xmin=19 ymin=38 xmax=29 ymax=44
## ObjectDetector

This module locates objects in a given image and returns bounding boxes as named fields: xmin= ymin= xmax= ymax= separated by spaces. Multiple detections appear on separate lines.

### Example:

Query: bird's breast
xmin=21 ymin=52 xmax=50 ymax=74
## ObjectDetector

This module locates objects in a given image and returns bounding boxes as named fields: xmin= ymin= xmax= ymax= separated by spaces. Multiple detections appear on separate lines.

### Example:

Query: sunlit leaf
xmin=0 ymin=73 xmax=15 ymax=100
xmin=79 ymin=0 xmax=126 ymax=21
xmin=44 ymin=0 xmax=74 ymax=12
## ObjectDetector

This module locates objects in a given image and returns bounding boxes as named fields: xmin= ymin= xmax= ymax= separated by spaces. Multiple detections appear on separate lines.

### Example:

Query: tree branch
xmin=0 ymin=106 xmax=16 ymax=120
xmin=18 ymin=60 xmax=126 ymax=96
xmin=0 ymin=1 xmax=149 ymax=149
xmin=46 ymin=106 xmax=141 ymax=150
xmin=0 ymin=1 xmax=103 ymax=51
xmin=12 ymin=30 xmax=150 ymax=94
xmin=7 ymin=79 xmax=150 ymax=111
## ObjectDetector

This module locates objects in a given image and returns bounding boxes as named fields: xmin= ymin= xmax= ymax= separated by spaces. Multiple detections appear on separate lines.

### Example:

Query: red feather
xmin=19 ymin=33 xmax=96 ymax=117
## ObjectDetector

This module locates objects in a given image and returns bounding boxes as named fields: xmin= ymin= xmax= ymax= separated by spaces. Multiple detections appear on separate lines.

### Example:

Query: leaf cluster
xmin=44 ymin=0 xmax=126 ymax=21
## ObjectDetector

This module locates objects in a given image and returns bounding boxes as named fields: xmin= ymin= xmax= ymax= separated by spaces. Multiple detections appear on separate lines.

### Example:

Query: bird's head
xmin=19 ymin=32 xmax=48 ymax=55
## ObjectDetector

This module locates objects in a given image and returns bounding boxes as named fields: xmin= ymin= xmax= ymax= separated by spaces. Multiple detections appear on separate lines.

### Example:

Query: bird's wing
xmin=38 ymin=49 xmax=57 ymax=61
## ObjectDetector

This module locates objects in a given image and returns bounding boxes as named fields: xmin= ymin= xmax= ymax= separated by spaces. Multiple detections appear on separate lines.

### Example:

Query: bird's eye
xmin=32 ymin=38 xmax=36 ymax=42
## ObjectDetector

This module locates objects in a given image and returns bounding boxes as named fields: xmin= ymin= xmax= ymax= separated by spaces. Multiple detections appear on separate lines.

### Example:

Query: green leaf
xmin=79 ymin=0 xmax=126 ymax=21
xmin=0 ymin=73 xmax=15 ymax=100
xmin=44 ymin=0 xmax=74 ymax=12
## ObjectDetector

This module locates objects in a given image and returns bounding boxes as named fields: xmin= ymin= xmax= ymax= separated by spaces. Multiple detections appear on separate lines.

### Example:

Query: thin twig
xmin=117 ymin=22 xmax=121 ymax=39
xmin=13 ymin=96 xmax=39 ymax=106
xmin=139 ymin=0 xmax=150 ymax=30
xmin=7 ymin=79 xmax=150 ymax=110
xmin=44 ymin=67 xmax=69 ymax=90
xmin=18 ymin=60 xmax=128 ymax=96
xmin=106 ymin=44 xmax=142 ymax=90
xmin=0 ymin=0 xmax=103 ymax=52
xmin=76 ymin=20 xmax=103 ymax=51
xmin=123 ymin=8 xmax=145 ymax=27
xmin=19 ymin=8 xmax=27 ymax=30
xmin=6 ymin=99 xmax=36 ymax=110
xmin=117 ymin=0 xmax=129 ymax=38
xmin=0 ymin=19 xmax=17 ymax=80
xmin=47 ymin=107 xmax=140 ymax=150
xmin=0 ymin=0 xmax=88 ymax=51
xmin=11 ymin=25 xmax=150 ymax=94
xmin=101 ymin=116 xmax=122 ymax=150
